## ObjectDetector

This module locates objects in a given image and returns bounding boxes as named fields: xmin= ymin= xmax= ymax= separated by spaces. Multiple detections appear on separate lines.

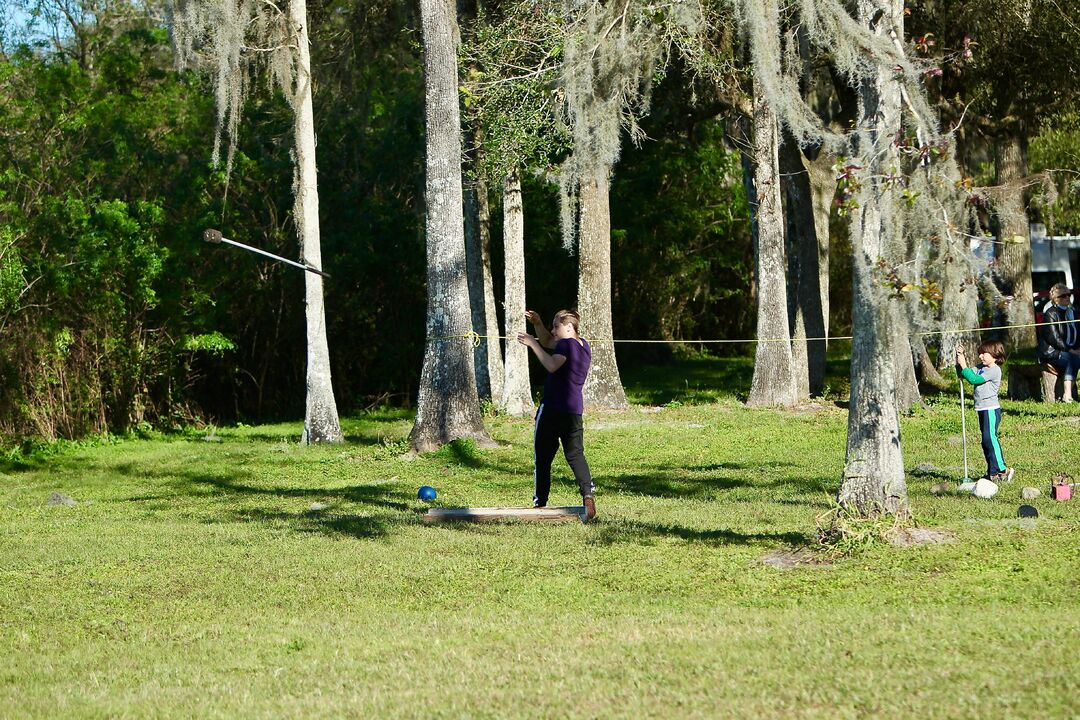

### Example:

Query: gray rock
xmin=1021 ymin=487 xmax=1041 ymax=500
xmin=761 ymin=548 xmax=823 ymax=569
xmin=913 ymin=463 xmax=942 ymax=476
xmin=886 ymin=527 xmax=955 ymax=547
xmin=929 ymin=482 xmax=953 ymax=495
xmin=47 ymin=491 xmax=77 ymax=507
xmin=309 ymin=502 xmax=329 ymax=511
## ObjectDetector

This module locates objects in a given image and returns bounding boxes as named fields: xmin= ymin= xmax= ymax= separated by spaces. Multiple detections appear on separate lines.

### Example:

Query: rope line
xmin=433 ymin=318 xmax=1078 ymax=346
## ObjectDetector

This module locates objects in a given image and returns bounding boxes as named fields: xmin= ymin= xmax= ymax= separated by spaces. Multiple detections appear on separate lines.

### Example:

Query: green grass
xmin=1 ymin=357 xmax=1078 ymax=718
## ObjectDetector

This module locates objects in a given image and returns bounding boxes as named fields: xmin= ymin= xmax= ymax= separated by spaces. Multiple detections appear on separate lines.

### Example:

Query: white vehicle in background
xmin=1030 ymin=224 xmax=1080 ymax=316
xmin=968 ymin=224 xmax=1079 ymax=319
xmin=1030 ymin=223 xmax=1080 ymax=294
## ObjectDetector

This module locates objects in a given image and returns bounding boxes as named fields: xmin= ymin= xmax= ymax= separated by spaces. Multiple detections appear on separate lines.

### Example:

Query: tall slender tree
xmin=291 ymin=0 xmax=342 ymax=444
xmin=463 ymin=168 xmax=504 ymax=403
xmin=500 ymin=168 xmax=534 ymax=416
xmin=779 ymin=22 xmax=832 ymax=399
xmin=558 ymin=0 xmax=697 ymax=410
xmin=409 ymin=0 xmax=492 ymax=452
xmin=747 ymin=72 xmax=798 ymax=407
xmin=459 ymin=0 xmax=566 ymax=412
xmin=171 ymin=0 xmax=342 ymax=444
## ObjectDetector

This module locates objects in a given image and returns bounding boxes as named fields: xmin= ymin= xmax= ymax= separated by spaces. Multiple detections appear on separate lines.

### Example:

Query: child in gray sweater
xmin=956 ymin=340 xmax=1015 ymax=483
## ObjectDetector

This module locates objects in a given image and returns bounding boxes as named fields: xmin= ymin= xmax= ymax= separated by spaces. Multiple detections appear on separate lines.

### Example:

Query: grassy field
xmin=1 ymin=356 xmax=1078 ymax=718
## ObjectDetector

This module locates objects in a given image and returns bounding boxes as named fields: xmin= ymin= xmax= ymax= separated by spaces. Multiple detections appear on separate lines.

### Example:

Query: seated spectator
xmin=1036 ymin=282 xmax=1080 ymax=402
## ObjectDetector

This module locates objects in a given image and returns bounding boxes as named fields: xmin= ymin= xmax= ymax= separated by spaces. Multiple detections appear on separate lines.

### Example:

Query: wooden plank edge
xmin=423 ymin=506 xmax=586 ymax=523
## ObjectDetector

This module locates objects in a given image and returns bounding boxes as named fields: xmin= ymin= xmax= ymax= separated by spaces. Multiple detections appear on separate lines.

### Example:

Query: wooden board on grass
xmin=423 ymin=506 xmax=585 ymax=523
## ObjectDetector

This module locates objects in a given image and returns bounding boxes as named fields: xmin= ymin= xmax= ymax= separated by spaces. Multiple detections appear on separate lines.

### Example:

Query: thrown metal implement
xmin=202 ymin=228 xmax=330 ymax=278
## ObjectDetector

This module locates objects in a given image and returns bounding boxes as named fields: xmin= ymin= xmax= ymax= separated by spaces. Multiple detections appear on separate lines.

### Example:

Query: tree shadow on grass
xmin=226 ymin=507 xmax=393 ymax=540
xmin=116 ymin=468 xmax=424 ymax=541
xmin=602 ymin=471 xmax=750 ymax=498
xmin=185 ymin=473 xmax=416 ymax=512
xmin=598 ymin=462 xmax=829 ymax=503
xmin=590 ymin=518 xmax=809 ymax=547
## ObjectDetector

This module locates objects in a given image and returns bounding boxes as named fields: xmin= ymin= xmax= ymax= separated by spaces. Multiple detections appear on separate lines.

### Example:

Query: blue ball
xmin=418 ymin=485 xmax=437 ymax=502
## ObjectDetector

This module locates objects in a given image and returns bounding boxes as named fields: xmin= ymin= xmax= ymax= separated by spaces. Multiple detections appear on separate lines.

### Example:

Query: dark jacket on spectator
xmin=1037 ymin=304 xmax=1078 ymax=361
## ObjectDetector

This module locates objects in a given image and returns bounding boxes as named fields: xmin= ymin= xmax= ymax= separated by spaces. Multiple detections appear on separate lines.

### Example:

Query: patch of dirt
xmin=885 ymin=527 xmax=955 ymax=547
xmin=761 ymin=548 xmax=828 ymax=569
xmin=787 ymin=401 xmax=845 ymax=415
xmin=47 ymin=491 xmax=77 ymax=507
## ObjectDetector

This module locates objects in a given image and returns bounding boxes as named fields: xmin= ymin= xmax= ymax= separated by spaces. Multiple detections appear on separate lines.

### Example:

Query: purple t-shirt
xmin=542 ymin=337 xmax=591 ymax=415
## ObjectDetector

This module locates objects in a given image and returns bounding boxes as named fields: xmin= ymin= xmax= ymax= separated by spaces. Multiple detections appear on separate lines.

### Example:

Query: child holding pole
xmin=956 ymin=340 xmax=1015 ymax=484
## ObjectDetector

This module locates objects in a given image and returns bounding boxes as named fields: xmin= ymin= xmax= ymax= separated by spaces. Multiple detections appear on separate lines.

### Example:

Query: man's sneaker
xmin=582 ymin=496 xmax=596 ymax=522
xmin=532 ymin=501 xmax=546 ymax=509
xmin=998 ymin=467 xmax=1016 ymax=483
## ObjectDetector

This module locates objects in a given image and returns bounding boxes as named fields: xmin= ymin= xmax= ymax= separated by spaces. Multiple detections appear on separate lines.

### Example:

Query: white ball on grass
xmin=973 ymin=478 xmax=999 ymax=499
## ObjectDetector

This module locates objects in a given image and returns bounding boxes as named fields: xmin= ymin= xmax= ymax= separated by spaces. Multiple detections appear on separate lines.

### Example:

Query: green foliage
xmin=181 ymin=332 xmax=237 ymax=355
xmin=610 ymin=118 xmax=753 ymax=350
xmin=459 ymin=0 xmax=570 ymax=182
xmin=0 ymin=226 xmax=24 ymax=315
xmin=0 ymin=21 xmax=228 ymax=437
xmin=815 ymin=501 xmax=913 ymax=557
xmin=1029 ymin=113 xmax=1080 ymax=233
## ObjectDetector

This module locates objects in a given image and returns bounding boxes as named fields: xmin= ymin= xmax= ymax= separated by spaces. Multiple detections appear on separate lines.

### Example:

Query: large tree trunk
xmin=994 ymin=131 xmax=1035 ymax=349
xmin=578 ymin=169 xmax=628 ymax=410
xmin=780 ymin=131 xmax=828 ymax=400
xmin=748 ymin=81 xmax=797 ymax=408
xmin=464 ymin=172 xmax=504 ymax=403
xmin=292 ymin=0 xmax=342 ymax=445
xmin=500 ymin=169 xmax=534 ymax=416
xmin=839 ymin=0 xmax=908 ymax=517
xmin=410 ymin=0 xmax=492 ymax=453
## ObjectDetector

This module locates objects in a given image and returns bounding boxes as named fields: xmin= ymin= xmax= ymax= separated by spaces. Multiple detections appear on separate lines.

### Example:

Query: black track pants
xmin=533 ymin=404 xmax=594 ymax=507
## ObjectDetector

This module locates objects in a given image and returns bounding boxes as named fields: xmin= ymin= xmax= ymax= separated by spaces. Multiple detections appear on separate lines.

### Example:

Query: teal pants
xmin=977 ymin=408 xmax=1006 ymax=477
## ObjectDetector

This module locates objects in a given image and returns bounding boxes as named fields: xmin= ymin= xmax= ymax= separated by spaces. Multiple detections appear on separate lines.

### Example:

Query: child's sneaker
xmin=998 ymin=467 xmax=1016 ymax=483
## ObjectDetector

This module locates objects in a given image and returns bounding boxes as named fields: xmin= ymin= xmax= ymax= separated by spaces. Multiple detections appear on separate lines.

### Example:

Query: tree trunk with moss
xmin=891 ymin=303 xmax=922 ymax=413
xmin=935 ymin=230 xmax=980 ymax=371
xmin=781 ymin=132 xmax=828 ymax=400
xmin=748 ymin=80 xmax=797 ymax=408
xmin=578 ymin=170 xmax=628 ymax=411
xmin=839 ymin=0 xmax=909 ymax=517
